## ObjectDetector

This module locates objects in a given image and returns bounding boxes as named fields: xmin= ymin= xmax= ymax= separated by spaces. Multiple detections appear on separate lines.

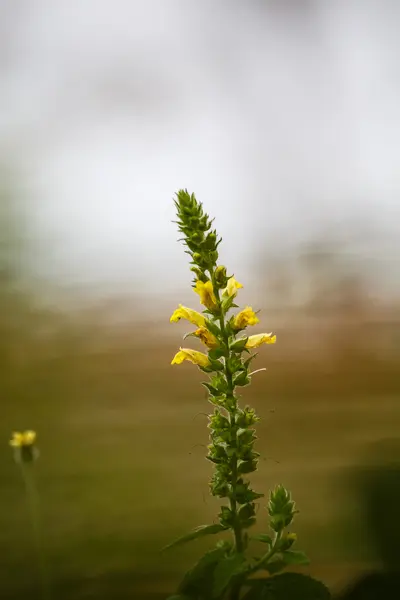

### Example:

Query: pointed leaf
xmin=162 ymin=524 xmax=228 ymax=551
xmin=242 ymin=572 xmax=331 ymax=600
xmin=202 ymin=382 xmax=221 ymax=396
xmin=264 ymin=559 xmax=287 ymax=575
xmin=281 ymin=550 xmax=310 ymax=565
xmin=206 ymin=320 xmax=221 ymax=337
xmin=212 ymin=553 xmax=246 ymax=598
xmin=178 ymin=546 xmax=227 ymax=596
xmin=251 ymin=533 xmax=273 ymax=545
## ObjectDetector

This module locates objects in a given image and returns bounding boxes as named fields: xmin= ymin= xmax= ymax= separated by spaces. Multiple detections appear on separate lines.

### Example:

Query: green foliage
xmin=177 ymin=545 xmax=229 ymax=599
xmin=241 ymin=573 xmax=331 ymax=600
xmin=280 ymin=551 xmax=310 ymax=565
xmin=162 ymin=524 xmax=228 ymax=551
xmin=212 ymin=553 xmax=246 ymax=598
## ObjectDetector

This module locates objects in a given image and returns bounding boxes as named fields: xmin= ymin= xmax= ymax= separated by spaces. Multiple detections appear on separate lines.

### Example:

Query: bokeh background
xmin=1 ymin=1 xmax=399 ymax=598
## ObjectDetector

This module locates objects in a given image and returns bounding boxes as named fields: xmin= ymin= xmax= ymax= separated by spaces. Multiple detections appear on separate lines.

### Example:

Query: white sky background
xmin=0 ymin=0 xmax=399 ymax=309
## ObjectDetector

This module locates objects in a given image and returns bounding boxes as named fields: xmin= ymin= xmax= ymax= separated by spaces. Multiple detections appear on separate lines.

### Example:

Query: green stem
xmin=246 ymin=531 xmax=282 ymax=577
xmin=212 ymin=277 xmax=243 ymax=600
xmin=20 ymin=463 xmax=51 ymax=600
xmin=213 ymin=283 xmax=243 ymax=556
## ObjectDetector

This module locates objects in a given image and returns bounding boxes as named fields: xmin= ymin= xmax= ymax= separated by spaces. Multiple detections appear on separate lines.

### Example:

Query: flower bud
xmin=214 ymin=265 xmax=228 ymax=287
xmin=278 ymin=532 xmax=297 ymax=551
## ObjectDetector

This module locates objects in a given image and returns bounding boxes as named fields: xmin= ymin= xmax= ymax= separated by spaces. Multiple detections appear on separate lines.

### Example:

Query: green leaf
xmin=209 ymin=358 xmax=225 ymax=371
xmin=166 ymin=596 xmax=193 ymax=600
xmin=237 ymin=459 xmax=258 ymax=475
xmin=212 ymin=553 xmax=246 ymax=598
xmin=210 ymin=373 xmax=229 ymax=394
xmin=162 ymin=524 xmax=228 ymax=551
xmin=178 ymin=546 xmax=227 ymax=597
xmin=202 ymin=382 xmax=220 ymax=397
xmin=233 ymin=372 xmax=251 ymax=387
xmin=251 ymin=533 xmax=273 ymax=545
xmin=230 ymin=337 xmax=248 ymax=352
xmin=221 ymin=294 xmax=236 ymax=312
xmin=208 ymin=347 xmax=225 ymax=360
xmin=264 ymin=559 xmax=287 ymax=575
xmin=241 ymin=572 xmax=331 ymax=600
xmin=206 ymin=320 xmax=221 ymax=338
xmin=227 ymin=355 xmax=242 ymax=373
xmin=218 ymin=506 xmax=235 ymax=527
xmin=238 ymin=503 xmax=256 ymax=521
xmin=243 ymin=353 xmax=258 ymax=369
xmin=281 ymin=550 xmax=310 ymax=565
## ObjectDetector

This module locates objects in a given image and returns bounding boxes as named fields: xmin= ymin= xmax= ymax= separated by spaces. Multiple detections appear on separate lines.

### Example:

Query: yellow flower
xmin=194 ymin=280 xmax=218 ymax=311
xmin=10 ymin=430 xmax=36 ymax=448
xmin=222 ymin=276 xmax=243 ymax=297
xmin=170 ymin=304 xmax=206 ymax=328
xmin=233 ymin=306 xmax=259 ymax=329
xmin=193 ymin=327 xmax=219 ymax=349
xmin=245 ymin=333 xmax=277 ymax=349
xmin=171 ymin=348 xmax=211 ymax=368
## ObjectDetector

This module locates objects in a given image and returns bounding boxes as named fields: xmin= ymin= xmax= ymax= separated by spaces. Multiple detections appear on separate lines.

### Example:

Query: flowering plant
xmin=165 ymin=190 xmax=330 ymax=600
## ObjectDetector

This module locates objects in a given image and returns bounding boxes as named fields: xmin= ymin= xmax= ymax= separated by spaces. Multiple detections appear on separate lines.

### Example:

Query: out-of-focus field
xmin=1 ymin=282 xmax=399 ymax=598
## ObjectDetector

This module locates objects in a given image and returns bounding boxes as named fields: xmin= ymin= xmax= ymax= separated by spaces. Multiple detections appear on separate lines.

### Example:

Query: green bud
xmin=218 ymin=506 xmax=235 ymax=527
xmin=268 ymin=485 xmax=297 ymax=532
xmin=238 ymin=503 xmax=256 ymax=522
xmin=237 ymin=458 xmax=258 ymax=475
xmin=214 ymin=265 xmax=228 ymax=287
xmin=209 ymin=409 xmax=230 ymax=431
xmin=236 ymin=406 xmax=260 ymax=428
xmin=227 ymin=355 xmax=242 ymax=373
xmin=210 ymin=478 xmax=230 ymax=498
xmin=202 ymin=231 xmax=218 ymax=250
xmin=277 ymin=532 xmax=297 ymax=551
xmin=192 ymin=252 xmax=203 ymax=264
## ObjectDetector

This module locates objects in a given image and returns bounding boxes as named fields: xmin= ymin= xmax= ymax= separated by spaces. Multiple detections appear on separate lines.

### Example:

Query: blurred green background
xmin=1 ymin=181 xmax=399 ymax=599
xmin=1 ymin=3 xmax=400 ymax=597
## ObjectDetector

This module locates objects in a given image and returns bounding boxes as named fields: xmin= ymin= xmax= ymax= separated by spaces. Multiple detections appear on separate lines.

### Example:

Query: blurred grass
xmin=1 ymin=312 xmax=399 ymax=598
xmin=1 ymin=189 xmax=399 ymax=596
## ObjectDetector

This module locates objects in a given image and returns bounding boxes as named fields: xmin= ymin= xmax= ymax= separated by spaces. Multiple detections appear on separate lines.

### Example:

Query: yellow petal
xmin=245 ymin=333 xmax=277 ymax=349
xmin=223 ymin=277 xmax=243 ymax=298
xmin=9 ymin=430 xmax=36 ymax=447
xmin=194 ymin=280 xmax=218 ymax=311
xmin=171 ymin=348 xmax=211 ymax=368
xmin=170 ymin=304 xmax=206 ymax=328
xmin=22 ymin=430 xmax=36 ymax=445
xmin=9 ymin=432 xmax=23 ymax=447
xmin=193 ymin=327 xmax=219 ymax=349
xmin=233 ymin=307 xmax=259 ymax=330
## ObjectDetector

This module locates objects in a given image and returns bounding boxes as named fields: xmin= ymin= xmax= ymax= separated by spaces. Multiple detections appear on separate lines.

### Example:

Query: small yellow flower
xmin=171 ymin=348 xmax=211 ymax=368
xmin=170 ymin=304 xmax=206 ymax=328
xmin=233 ymin=306 xmax=259 ymax=329
xmin=245 ymin=333 xmax=277 ymax=349
xmin=193 ymin=327 xmax=219 ymax=349
xmin=194 ymin=280 xmax=218 ymax=311
xmin=222 ymin=276 xmax=243 ymax=298
xmin=10 ymin=430 xmax=36 ymax=448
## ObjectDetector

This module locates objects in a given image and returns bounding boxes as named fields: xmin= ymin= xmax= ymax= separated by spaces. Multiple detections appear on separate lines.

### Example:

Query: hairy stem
xmin=213 ymin=280 xmax=243 ymax=556
xmin=211 ymin=275 xmax=244 ymax=600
